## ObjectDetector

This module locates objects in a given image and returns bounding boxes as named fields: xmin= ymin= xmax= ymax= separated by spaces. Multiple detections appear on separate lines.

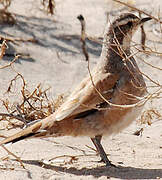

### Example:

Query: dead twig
xmin=56 ymin=51 xmax=68 ymax=64
xmin=0 ymin=55 xmax=19 ymax=69
xmin=139 ymin=12 xmax=146 ymax=50
xmin=0 ymin=9 xmax=15 ymax=25
xmin=0 ymin=36 xmax=37 ymax=43
xmin=140 ymin=24 xmax=146 ymax=51
xmin=0 ymin=55 xmax=20 ymax=69
xmin=1 ymin=144 xmax=25 ymax=168
xmin=0 ymin=72 xmax=56 ymax=128
xmin=77 ymin=14 xmax=89 ymax=61
xmin=139 ymin=108 xmax=162 ymax=125
xmin=0 ymin=0 xmax=11 ymax=9
xmin=7 ymin=72 xmax=26 ymax=93
xmin=113 ymin=0 xmax=162 ymax=23
xmin=0 ymin=113 xmax=26 ymax=123
xmin=136 ymin=55 xmax=162 ymax=71
xmin=42 ymin=0 xmax=55 ymax=15
xmin=0 ymin=39 xmax=7 ymax=59
xmin=133 ymin=128 xmax=144 ymax=136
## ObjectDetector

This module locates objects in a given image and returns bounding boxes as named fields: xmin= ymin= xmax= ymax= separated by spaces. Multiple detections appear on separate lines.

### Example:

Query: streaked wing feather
xmin=55 ymin=72 xmax=118 ymax=121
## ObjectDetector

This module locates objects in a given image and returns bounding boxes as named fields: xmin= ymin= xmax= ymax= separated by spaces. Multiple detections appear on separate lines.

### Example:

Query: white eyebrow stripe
xmin=114 ymin=18 xmax=137 ymax=27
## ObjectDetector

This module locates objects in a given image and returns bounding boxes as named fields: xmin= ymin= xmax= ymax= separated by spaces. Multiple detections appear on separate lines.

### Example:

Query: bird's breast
xmin=103 ymin=105 xmax=144 ymax=136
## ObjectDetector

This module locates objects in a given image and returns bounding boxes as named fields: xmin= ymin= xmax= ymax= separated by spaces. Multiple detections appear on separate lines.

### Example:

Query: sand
xmin=0 ymin=0 xmax=161 ymax=179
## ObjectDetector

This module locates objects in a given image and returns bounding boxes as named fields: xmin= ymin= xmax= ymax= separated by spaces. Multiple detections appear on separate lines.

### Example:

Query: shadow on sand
xmin=0 ymin=13 xmax=102 ymax=61
xmin=20 ymin=159 xmax=162 ymax=179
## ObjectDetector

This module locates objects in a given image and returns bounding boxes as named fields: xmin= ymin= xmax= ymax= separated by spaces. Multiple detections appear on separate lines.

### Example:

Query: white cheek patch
xmin=122 ymin=25 xmax=139 ymax=51
xmin=121 ymin=32 xmax=132 ymax=51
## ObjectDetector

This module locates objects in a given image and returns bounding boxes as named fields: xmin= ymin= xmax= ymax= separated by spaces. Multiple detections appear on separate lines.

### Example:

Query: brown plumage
xmin=0 ymin=13 xmax=151 ymax=166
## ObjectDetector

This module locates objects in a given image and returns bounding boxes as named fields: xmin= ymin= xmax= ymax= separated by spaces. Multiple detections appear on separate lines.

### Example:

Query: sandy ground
xmin=0 ymin=0 xmax=161 ymax=179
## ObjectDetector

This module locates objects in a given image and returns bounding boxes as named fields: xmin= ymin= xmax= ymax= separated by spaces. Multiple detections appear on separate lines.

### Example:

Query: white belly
xmin=107 ymin=105 xmax=144 ymax=135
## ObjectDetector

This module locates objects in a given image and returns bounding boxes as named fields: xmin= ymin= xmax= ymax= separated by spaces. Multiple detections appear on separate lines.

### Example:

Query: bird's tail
xmin=0 ymin=114 xmax=58 ymax=145
xmin=0 ymin=114 xmax=84 ymax=145
xmin=0 ymin=122 xmax=44 ymax=145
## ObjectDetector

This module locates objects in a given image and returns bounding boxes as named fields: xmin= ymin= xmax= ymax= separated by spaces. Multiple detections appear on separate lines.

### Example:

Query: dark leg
xmin=91 ymin=135 xmax=113 ymax=167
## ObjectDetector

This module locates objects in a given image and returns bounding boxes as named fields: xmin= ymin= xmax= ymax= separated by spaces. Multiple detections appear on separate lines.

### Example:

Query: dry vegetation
xmin=0 ymin=0 xmax=58 ymax=130
xmin=0 ymin=58 xmax=64 ymax=130
xmin=0 ymin=0 xmax=161 ymax=169
xmin=0 ymin=0 xmax=55 ymax=25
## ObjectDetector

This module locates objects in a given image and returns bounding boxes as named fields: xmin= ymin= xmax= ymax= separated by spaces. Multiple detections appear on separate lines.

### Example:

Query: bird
xmin=0 ymin=13 xmax=151 ymax=167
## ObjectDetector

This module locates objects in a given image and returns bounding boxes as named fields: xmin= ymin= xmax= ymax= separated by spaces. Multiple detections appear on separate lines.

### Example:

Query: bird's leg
xmin=91 ymin=135 xmax=113 ymax=167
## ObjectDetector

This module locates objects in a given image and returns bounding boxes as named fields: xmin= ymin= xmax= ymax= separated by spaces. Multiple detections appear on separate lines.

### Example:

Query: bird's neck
xmin=101 ymin=25 xmax=132 ymax=57
xmin=99 ymin=25 xmax=134 ymax=72
xmin=100 ymin=36 xmax=132 ymax=72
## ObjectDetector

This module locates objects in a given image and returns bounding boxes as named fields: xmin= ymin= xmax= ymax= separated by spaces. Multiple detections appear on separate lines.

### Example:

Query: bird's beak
xmin=139 ymin=17 xmax=152 ymax=24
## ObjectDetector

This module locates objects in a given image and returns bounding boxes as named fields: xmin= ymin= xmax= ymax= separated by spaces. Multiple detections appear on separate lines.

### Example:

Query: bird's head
xmin=104 ymin=13 xmax=151 ymax=51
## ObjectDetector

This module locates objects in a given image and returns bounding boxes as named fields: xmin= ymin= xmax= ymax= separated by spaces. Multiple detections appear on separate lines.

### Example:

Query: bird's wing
xmin=0 ymin=71 xmax=118 ymax=145
xmin=54 ymin=71 xmax=119 ymax=121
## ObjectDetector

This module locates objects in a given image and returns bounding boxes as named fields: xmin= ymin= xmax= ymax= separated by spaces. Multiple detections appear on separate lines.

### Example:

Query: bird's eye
xmin=127 ymin=21 xmax=133 ymax=27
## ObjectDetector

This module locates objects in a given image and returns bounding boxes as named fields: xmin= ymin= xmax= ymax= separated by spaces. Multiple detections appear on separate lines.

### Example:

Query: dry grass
xmin=42 ymin=0 xmax=55 ymax=15
xmin=0 ymin=46 xmax=64 ymax=130
xmin=0 ymin=0 xmax=11 ymax=9
xmin=0 ymin=0 xmax=55 ymax=25
xmin=139 ymin=108 xmax=162 ymax=125
xmin=0 ymin=0 xmax=161 ymax=168
xmin=0 ymin=72 xmax=64 ymax=129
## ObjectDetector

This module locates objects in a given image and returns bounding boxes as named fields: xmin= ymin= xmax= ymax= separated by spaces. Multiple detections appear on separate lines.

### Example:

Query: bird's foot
xmin=99 ymin=158 xmax=117 ymax=168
